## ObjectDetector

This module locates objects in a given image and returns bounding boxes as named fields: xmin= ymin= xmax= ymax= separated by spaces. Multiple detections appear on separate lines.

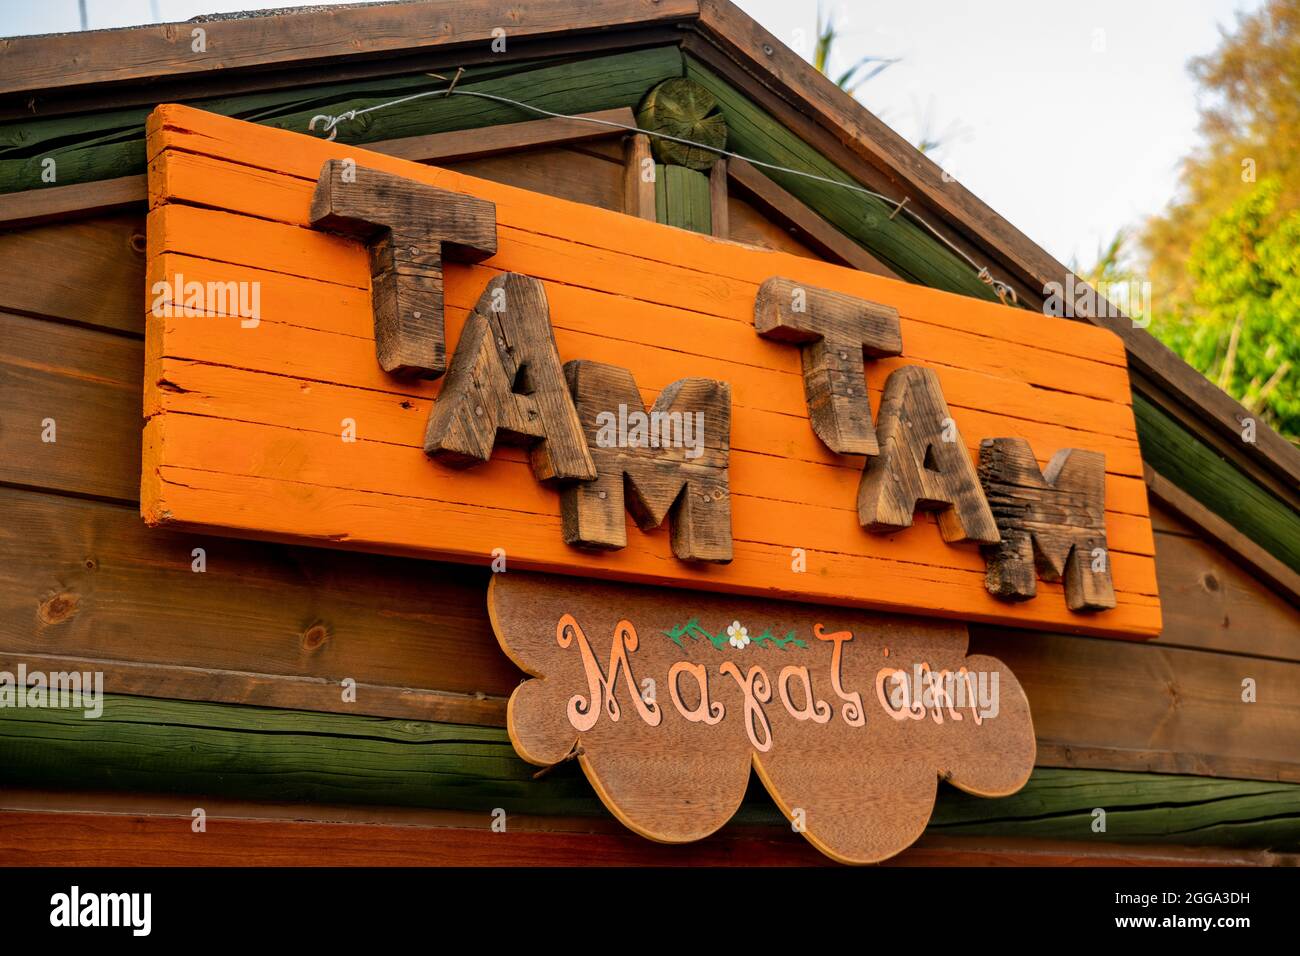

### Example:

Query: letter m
xmin=560 ymin=360 xmax=732 ymax=563
xmin=978 ymin=438 xmax=1117 ymax=611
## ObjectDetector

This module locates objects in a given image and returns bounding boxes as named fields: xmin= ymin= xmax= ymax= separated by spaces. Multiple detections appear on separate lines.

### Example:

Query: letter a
xmin=857 ymin=366 xmax=999 ymax=543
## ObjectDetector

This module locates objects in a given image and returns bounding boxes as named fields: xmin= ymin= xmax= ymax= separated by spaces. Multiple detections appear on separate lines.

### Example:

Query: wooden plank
xmin=0 ymin=215 xmax=145 ymax=332
xmin=623 ymin=133 xmax=657 ymax=220
xmin=0 ymin=311 xmax=141 ymax=502
xmin=0 ymin=486 xmax=521 ymax=708
xmin=1 ymin=805 xmax=1285 ymax=867
xmin=727 ymin=195 xmax=820 ymax=259
xmin=970 ymin=627 xmax=1300 ymax=783
xmin=445 ymin=145 xmax=627 ymax=212
xmin=1145 ymin=464 xmax=1300 ymax=608
xmin=0 ymin=174 xmax=146 ymax=229
xmin=1149 ymin=500 xmax=1300 ymax=663
xmin=727 ymin=156 xmax=897 ymax=276
xmin=0 ymin=694 xmax=1296 ymax=848
xmin=140 ymin=104 xmax=1159 ymax=636
xmin=0 ymin=0 xmax=700 ymax=98
xmin=372 ymin=107 xmax=635 ymax=164
xmin=0 ymin=652 xmax=506 ymax=728
xmin=660 ymin=163 xmax=712 ymax=233
xmin=0 ymin=269 xmax=1155 ymax=544
xmin=709 ymin=157 xmax=729 ymax=237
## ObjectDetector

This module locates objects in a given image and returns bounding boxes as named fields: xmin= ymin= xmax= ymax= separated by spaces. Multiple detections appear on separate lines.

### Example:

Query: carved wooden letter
xmin=978 ymin=438 xmax=1116 ymax=611
xmin=857 ymin=366 xmax=999 ymax=543
xmin=561 ymin=360 xmax=732 ymax=563
xmin=423 ymin=273 xmax=595 ymax=482
xmin=754 ymin=277 xmax=902 ymax=455
xmin=311 ymin=159 xmax=497 ymax=378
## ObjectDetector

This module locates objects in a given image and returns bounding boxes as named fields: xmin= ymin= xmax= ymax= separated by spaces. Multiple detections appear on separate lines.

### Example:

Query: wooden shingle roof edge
xmin=2 ymin=0 xmax=1297 ymax=502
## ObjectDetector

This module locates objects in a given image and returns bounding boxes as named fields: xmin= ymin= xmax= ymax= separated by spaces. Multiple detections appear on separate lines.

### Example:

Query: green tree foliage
xmin=1136 ymin=0 xmax=1300 ymax=442
xmin=1161 ymin=179 xmax=1299 ymax=433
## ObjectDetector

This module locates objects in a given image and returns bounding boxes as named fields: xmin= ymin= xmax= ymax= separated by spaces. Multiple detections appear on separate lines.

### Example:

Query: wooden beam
xmin=0 ymin=485 xmax=522 ymax=717
xmin=0 ymin=111 xmax=636 ymax=229
xmin=1145 ymin=464 xmax=1300 ymax=607
xmin=1135 ymin=393 xmax=1300 ymax=574
xmin=708 ymin=157 xmax=729 ymax=237
xmin=0 ymin=28 xmax=685 ymax=123
xmin=0 ymin=174 xmax=146 ymax=230
xmin=659 ymin=163 xmax=712 ymax=233
xmin=727 ymin=157 xmax=897 ymax=277
xmin=0 ymin=652 xmax=507 ymax=727
xmin=1135 ymin=367 xmax=1300 ymax=515
xmin=622 ymin=133 xmax=657 ymax=220
xmin=370 ymin=107 xmax=637 ymax=164
xmin=970 ymin=627 xmax=1300 ymax=783
xmin=0 ymin=804 xmax=1285 ymax=867
xmin=0 ymin=0 xmax=702 ymax=99
xmin=2 ymin=693 xmax=1298 ymax=849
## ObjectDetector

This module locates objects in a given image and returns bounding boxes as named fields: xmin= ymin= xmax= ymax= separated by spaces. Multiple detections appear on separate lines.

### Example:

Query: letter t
xmin=311 ymin=159 xmax=498 ymax=378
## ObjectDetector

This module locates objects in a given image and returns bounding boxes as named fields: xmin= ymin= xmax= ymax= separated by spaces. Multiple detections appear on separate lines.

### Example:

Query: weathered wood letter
xmin=423 ymin=273 xmax=596 ymax=482
xmin=561 ymin=359 xmax=732 ymax=563
xmin=754 ymin=277 xmax=903 ymax=456
xmin=857 ymin=366 xmax=999 ymax=543
xmin=978 ymin=438 xmax=1116 ymax=611
xmin=311 ymin=159 xmax=497 ymax=378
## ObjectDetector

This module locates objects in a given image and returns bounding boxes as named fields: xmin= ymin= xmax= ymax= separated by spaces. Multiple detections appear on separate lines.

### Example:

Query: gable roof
xmin=2 ymin=0 xmax=1296 ymax=559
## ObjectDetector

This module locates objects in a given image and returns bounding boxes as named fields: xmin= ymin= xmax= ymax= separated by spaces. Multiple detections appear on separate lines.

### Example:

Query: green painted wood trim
xmin=1134 ymin=392 xmax=1300 ymax=573
xmin=684 ymin=56 xmax=997 ymax=302
xmin=2 ymin=694 xmax=1298 ymax=848
xmin=660 ymin=163 xmax=711 ymax=234
xmin=0 ymin=46 xmax=684 ymax=194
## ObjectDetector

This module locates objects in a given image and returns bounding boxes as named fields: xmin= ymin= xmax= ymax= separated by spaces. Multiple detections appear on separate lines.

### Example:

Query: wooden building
xmin=0 ymin=0 xmax=1297 ymax=867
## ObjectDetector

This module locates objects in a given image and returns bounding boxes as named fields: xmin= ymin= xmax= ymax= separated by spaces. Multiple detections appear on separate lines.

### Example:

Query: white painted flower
xmin=726 ymin=620 xmax=750 ymax=649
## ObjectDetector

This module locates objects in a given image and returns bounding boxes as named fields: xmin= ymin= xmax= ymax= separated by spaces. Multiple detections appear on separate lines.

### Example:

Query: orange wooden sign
xmin=491 ymin=572 xmax=1036 ymax=865
xmin=142 ymin=104 xmax=1160 ymax=638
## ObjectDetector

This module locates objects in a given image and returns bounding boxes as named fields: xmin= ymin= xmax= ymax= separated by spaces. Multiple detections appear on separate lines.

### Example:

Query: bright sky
xmin=0 ymin=0 xmax=1262 ymax=266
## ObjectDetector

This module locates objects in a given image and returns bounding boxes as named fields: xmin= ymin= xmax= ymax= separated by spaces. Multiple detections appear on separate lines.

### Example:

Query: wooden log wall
xmin=1 ymin=201 xmax=1298 ymax=800
xmin=1 ymin=694 xmax=1297 ymax=851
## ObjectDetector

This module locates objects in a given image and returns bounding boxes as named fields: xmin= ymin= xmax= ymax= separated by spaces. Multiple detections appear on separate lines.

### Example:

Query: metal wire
xmin=307 ymin=77 xmax=1019 ymax=305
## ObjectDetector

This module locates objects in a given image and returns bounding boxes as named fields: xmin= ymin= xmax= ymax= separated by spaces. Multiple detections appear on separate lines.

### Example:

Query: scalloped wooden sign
xmin=489 ymin=572 xmax=1036 ymax=864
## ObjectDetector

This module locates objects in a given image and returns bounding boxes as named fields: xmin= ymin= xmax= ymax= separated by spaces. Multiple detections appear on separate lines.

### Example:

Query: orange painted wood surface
xmin=143 ymin=104 xmax=1159 ymax=638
